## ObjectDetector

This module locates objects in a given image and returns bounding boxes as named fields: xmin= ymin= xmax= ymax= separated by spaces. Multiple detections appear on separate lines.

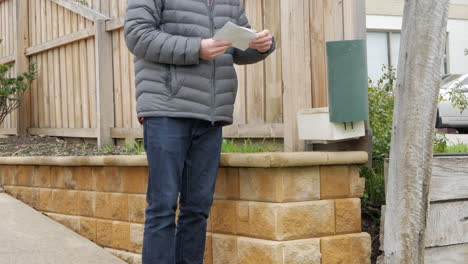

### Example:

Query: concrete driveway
xmin=0 ymin=192 xmax=125 ymax=264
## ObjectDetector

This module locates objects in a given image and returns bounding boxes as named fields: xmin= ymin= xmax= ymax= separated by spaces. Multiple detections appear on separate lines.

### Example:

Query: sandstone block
xmin=212 ymin=234 xmax=238 ymax=264
xmin=111 ymin=221 xmax=131 ymax=250
xmin=46 ymin=213 xmax=80 ymax=233
xmin=335 ymin=198 xmax=361 ymax=234
xmin=50 ymin=166 xmax=74 ymax=189
xmin=38 ymin=188 xmax=53 ymax=211
xmin=130 ymin=223 xmax=144 ymax=253
xmin=210 ymin=200 xmax=335 ymax=240
xmin=207 ymin=211 xmax=212 ymax=232
xmin=210 ymin=200 xmax=238 ymax=234
xmin=350 ymin=171 xmax=365 ymax=197
xmin=321 ymin=233 xmax=371 ymax=264
xmin=214 ymin=168 xmax=240 ymax=200
xmin=237 ymin=236 xmax=283 ymax=264
xmin=80 ymin=217 xmax=97 ymax=242
xmin=105 ymin=248 xmax=142 ymax=264
xmin=94 ymin=167 xmax=123 ymax=193
xmin=32 ymin=166 xmax=51 ymax=188
xmin=238 ymin=167 xmax=320 ymax=203
xmin=282 ymin=238 xmax=321 ymax=264
xmin=50 ymin=189 xmax=71 ymax=213
xmin=111 ymin=193 xmax=129 ymax=221
xmin=3 ymin=185 xmax=13 ymax=193
xmin=212 ymin=234 xmax=321 ymax=264
xmin=96 ymin=219 xmax=113 ymax=247
xmin=72 ymin=167 xmax=94 ymax=190
xmin=95 ymin=192 xmax=113 ymax=219
xmin=0 ymin=165 xmax=17 ymax=186
xmin=16 ymin=166 xmax=34 ymax=186
xmin=122 ymin=167 xmax=148 ymax=194
xmin=276 ymin=200 xmax=335 ymax=240
xmin=320 ymin=166 xmax=362 ymax=199
xmin=61 ymin=190 xmax=79 ymax=215
xmin=128 ymin=194 xmax=147 ymax=223
xmin=204 ymin=233 xmax=213 ymax=264
xmin=7 ymin=186 xmax=40 ymax=209
xmin=78 ymin=191 xmax=96 ymax=217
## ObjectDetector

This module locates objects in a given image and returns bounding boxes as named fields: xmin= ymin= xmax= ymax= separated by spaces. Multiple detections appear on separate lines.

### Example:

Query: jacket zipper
xmin=205 ymin=0 xmax=216 ymax=125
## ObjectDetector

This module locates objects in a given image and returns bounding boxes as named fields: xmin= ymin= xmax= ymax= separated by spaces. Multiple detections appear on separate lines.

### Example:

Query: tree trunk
xmin=383 ymin=1 xmax=450 ymax=263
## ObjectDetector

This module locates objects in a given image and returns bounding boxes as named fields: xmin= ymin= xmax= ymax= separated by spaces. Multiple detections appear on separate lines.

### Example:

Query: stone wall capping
xmin=0 ymin=151 xmax=368 ymax=167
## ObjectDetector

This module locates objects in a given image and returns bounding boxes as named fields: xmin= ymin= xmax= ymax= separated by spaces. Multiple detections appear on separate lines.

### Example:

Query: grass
xmin=123 ymin=139 xmax=145 ymax=154
xmin=221 ymin=139 xmax=281 ymax=153
xmin=434 ymin=134 xmax=468 ymax=154
xmin=446 ymin=142 xmax=468 ymax=153
xmin=95 ymin=138 xmax=282 ymax=155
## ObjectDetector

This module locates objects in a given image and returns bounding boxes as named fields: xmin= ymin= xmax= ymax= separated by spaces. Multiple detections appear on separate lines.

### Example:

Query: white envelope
xmin=213 ymin=22 xmax=257 ymax=51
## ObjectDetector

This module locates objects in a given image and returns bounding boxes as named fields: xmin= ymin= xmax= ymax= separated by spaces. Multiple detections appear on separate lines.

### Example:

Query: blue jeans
xmin=142 ymin=117 xmax=223 ymax=264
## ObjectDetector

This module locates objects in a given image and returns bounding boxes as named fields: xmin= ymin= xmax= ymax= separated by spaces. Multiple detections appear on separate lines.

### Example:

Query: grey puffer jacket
xmin=124 ymin=0 xmax=275 ymax=126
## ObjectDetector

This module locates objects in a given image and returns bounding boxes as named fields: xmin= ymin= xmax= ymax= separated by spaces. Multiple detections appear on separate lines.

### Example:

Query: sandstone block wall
xmin=0 ymin=153 xmax=370 ymax=264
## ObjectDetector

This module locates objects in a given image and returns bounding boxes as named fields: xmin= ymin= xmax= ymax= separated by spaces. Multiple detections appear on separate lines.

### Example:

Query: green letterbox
xmin=326 ymin=40 xmax=369 ymax=123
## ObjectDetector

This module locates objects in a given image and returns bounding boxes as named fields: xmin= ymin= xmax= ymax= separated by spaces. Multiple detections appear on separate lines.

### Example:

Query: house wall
xmin=366 ymin=0 xmax=468 ymax=75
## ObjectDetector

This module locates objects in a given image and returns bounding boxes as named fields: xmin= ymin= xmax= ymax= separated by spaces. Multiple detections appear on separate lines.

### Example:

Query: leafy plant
xmin=442 ymin=81 xmax=468 ymax=113
xmin=362 ymin=64 xmax=460 ymax=204
xmin=75 ymin=0 xmax=89 ymax=7
xmin=99 ymin=144 xmax=115 ymax=154
xmin=0 ymin=39 xmax=37 ymax=126
xmin=367 ymin=65 xmax=396 ymax=160
xmin=361 ymin=160 xmax=386 ymax=204
xmin=123 ymin=139 xmax=145 ymax=154
xmin=433 ymin=133 xmax=448 ymax=153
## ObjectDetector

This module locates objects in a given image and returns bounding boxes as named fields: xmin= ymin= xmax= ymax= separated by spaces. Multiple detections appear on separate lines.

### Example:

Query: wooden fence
xmin=0 ymin=0 xmax=366 ymax=150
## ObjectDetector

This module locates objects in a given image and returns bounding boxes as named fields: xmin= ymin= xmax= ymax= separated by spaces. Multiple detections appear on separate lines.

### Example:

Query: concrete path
xmin=0 ymin=193 xmax=125 ymax=264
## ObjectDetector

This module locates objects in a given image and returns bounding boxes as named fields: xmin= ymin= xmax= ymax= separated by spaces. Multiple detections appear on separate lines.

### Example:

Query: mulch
xmin=0 ymin=135 xmax=132 ymax=156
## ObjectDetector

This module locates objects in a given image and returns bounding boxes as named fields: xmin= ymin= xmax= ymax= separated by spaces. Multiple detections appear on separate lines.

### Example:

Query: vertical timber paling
xmin=15 ymin=0 xmax=30 ymax=135
xmin=281 ymin=0 xmax=313 ymax=151
xmin=94 ymin=2 xmax=114 ymax=148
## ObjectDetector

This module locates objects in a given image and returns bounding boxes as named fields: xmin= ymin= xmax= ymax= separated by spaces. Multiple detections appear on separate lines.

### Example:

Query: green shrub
xmin=0 ymin=40 xmax=36 ymax=126
xmin=368 ymin=65 xmax=396 ymax=160
xmin=364 ymin=64 xmax=467 ymax=204
xmin=433 ymin=133 xmax=448 ymax=153
xmin=360 ymin=160 xmax=386 ymax=204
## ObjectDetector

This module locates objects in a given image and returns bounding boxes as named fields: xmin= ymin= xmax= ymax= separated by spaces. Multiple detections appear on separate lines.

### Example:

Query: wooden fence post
xmin=15 ymin=0 xmax=31 ymax=135
xmin=384 ymin=1 xmax=450 ymax=263
xmin=94 ymin=19 xmax=114 ymax=148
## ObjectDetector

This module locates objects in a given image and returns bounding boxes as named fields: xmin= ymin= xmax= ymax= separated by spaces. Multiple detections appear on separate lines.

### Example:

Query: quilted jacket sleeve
xmin=233 ymin=2 xmax=276 ymax=65
xmin=124 ymin=0 xmax=202 ymax=65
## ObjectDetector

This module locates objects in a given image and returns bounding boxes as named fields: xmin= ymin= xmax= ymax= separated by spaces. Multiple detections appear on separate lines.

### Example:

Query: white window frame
xmin=367 ymin=29 xmax=449 ymax=74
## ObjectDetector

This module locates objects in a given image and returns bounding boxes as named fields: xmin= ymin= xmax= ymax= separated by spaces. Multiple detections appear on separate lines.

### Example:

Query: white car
xmin=437 ymin=74 xmax=468 ymax=131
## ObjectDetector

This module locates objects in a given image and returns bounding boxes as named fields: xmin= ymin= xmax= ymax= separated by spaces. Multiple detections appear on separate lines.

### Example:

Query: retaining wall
xmin=0 ymin=152 xmax=371 ymax=264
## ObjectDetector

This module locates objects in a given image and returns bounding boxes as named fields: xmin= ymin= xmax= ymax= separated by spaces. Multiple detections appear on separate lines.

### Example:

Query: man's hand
xmin=250 ymin=29 xmax=273 ymax=53
xmin=200 ymin=39 xmax=233 ymax=60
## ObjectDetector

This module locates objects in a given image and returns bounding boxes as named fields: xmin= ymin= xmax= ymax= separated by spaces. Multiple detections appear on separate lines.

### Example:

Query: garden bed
xmin=0 ymin=136 xmax=137 ymax=156
xmin=0 ymin=136 xmax=283 ymax=156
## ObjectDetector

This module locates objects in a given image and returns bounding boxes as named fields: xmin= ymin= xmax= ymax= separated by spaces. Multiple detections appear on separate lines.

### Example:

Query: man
xmin=124 ymin=0 xmax=275 ymax=263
